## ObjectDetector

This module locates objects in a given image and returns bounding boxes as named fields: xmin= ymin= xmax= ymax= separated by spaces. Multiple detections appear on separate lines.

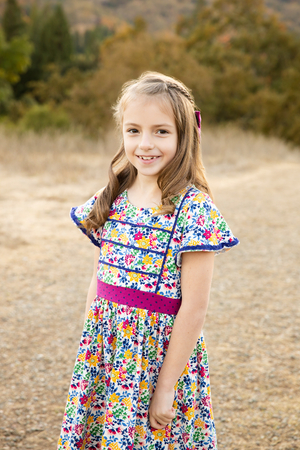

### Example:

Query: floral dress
xmin=57 ymin=185 xmax=239 ymax=450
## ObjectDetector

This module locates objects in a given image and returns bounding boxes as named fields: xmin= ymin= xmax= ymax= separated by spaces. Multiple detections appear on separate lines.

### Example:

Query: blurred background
xmin=0 ymin=0 xmax=300 ymax=141
xmin=0 ymin=0 xmax=299 ymax=449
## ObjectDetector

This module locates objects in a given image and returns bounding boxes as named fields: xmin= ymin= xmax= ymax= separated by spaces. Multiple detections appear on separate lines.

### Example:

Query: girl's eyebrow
xmin=124 ymin=122 xmax=175 ymax=128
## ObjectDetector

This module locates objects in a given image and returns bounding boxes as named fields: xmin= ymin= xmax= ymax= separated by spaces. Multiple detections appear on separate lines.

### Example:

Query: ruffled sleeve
xmin=176 ymin=190 xmax=239 ymax=266
xmin=70 ymin=190 xmax=103 ymax=247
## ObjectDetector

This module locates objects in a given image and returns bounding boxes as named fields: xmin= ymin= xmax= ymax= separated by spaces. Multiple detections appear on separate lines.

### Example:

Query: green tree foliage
xmin=13 ymin=4 xmax=74 ymax=98
xmin=28 ymin=64 xmax=85 ymax=106
xmin=0 ymin=29 xmax=32 ymax=112
xmin=82 ymin=24 xmax=113 ymax=57
xmin=2 ymin=0 xmax=26 ymax=42
xmin=38 ymin=4 xmax=73 ymax=66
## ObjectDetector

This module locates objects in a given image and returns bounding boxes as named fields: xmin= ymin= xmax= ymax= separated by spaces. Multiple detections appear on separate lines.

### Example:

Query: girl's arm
xmin=149 ymin=251 xmax=215 ymax=429
xmin=84 ymin=246 xmax=101 ymax=322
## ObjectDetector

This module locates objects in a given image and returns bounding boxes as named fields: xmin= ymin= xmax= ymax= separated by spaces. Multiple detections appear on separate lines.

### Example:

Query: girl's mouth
xmin=137 ymin=156 xmax=160 ymax=160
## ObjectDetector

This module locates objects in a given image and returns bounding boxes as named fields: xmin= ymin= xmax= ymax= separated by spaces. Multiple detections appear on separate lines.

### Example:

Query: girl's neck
xmin=127 ymin=176 xmax=162 ymax=209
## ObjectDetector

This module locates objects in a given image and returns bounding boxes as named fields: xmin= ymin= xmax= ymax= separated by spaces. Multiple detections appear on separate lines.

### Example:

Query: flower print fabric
xmin=176 ymin=191 xmax=239 ymax=266
xmin=70 ymin=189 xmax=103 ymax=247
xmin=58 ymin=186 xmax=239 ymax=450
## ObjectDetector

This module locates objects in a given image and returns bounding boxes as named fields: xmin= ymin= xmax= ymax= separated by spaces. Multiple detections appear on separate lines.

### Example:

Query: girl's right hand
xmin=148 ymin=385 xmax=176 ymax=429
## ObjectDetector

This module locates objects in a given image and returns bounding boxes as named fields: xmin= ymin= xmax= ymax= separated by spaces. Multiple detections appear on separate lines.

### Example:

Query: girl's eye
xmin=127 ymin=128 xmax=139 ymax=134
xmin=157 ymin=129 xmax=168 ymax=135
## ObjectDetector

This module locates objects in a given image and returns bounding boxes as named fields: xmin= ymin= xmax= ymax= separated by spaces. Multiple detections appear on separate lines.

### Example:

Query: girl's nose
xmin=139 ymin=133 xmax=154 ymax=150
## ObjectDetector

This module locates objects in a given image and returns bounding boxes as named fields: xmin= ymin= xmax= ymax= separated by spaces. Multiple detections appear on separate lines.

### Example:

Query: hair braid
xmin=165 ymin=81 xmax=196 ymax=109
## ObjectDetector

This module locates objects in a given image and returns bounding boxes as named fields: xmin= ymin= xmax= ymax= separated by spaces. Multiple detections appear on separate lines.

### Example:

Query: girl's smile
xmin=122 ymin=96 xmax=178 ymax=180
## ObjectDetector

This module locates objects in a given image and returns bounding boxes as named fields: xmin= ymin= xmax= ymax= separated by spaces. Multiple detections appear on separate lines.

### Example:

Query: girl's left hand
xmin=148 ymin=386 xmax=176 ymax=429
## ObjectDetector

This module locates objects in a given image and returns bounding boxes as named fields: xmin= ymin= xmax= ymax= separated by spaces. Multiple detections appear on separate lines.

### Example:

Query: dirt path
xmin=0 ymin=159 xmax=299 ymax=450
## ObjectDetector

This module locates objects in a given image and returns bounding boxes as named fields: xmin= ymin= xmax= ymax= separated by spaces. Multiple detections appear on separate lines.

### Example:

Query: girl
xmin=57 ymin=71 xmax=239 ymax=450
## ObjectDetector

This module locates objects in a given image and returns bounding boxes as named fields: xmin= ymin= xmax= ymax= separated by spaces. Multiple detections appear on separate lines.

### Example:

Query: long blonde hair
xmin=86 ymin=71 xmax=212 ymax=232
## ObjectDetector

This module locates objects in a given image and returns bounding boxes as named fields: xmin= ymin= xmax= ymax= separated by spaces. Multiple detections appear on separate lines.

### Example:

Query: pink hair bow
xmin=195 ymin=111 xmax=201 ymax=140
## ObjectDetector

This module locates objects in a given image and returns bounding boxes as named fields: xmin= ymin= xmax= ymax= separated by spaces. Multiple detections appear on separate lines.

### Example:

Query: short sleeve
xmin=70 ymin=190 xmax=103 ymax=247
xmin=176 ymin=191 xmax=239 ymax=266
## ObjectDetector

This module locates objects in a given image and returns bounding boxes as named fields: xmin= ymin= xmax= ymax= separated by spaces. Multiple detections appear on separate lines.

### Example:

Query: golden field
xmin=0 ymin=125 xmax=299 ymax=449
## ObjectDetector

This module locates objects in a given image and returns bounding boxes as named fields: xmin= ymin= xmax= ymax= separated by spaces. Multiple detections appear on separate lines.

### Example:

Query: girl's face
xmin=122 ymin=96 xmax=178 ymax=181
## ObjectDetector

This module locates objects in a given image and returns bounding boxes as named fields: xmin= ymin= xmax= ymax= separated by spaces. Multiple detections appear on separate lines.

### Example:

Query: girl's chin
xmin=135 ymin=169 xmax=160 ymax=179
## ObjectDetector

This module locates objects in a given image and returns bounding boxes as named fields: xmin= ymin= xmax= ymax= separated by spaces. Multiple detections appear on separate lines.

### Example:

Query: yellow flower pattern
xmin=137 ymin=237 xmax=150 ymax=249
xmin=109 ymin=393 xmax=120 ymax=403
xmin=122 ymin=397 xmax=132 ymax=410
xmin=152 ymin=429 xmax=166 ymax=441
xmin=128 ymin=272 xmax=141 ymax=283
xmin=142 ymin=255 xmax=153 ymax=265
xmin=111 ymin=369 xmax=119 ymax=383
xmin=124 ymin=349 xmax=132 ymax=359
xmin=123 ymin=325 xmax=133 ymax=339
xmin=119 ymin=233 xmax=129 ymax=245
xmin=87 ymin=353 xmax=97 ymax=367
xmin=185 ymin=407 xmax=195 ymax=420
xmin=139 ymin=380 xmax=148 ymax=390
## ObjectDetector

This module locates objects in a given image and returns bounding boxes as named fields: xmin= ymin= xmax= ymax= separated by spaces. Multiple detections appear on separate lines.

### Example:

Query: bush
xmin=0 ymin=79 xmax=14 ymax=114
xmin=20 ymin=103 xmax=70 ymax=132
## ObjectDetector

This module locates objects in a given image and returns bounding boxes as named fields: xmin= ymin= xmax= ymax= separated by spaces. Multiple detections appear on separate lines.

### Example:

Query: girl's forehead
xmin=123 ymin=94 xmax=174 ymax=121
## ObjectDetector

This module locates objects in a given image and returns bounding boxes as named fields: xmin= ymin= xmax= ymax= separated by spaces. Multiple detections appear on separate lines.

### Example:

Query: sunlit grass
xmin=201 ymin=124 xmax=299 ymax=171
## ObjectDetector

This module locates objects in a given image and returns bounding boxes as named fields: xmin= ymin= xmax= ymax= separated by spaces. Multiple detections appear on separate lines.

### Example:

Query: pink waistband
xmin=97 ymin=280 xmax=181 ymax=315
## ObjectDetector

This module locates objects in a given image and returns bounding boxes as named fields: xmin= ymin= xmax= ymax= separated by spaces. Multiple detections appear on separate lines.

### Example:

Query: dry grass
xmin=0 ymin=126 xmax=119 ymax=183
xmin=201 ymin=125 xmax=299 ymax=170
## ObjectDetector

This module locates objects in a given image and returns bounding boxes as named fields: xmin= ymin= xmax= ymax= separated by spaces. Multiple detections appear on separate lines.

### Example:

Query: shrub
xmin=20 ymin=104 xmax=70 ymax=132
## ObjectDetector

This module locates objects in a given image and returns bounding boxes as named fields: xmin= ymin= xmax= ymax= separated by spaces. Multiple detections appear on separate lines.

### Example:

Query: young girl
xmin=57 ymin=71 xmax=239 ymax=450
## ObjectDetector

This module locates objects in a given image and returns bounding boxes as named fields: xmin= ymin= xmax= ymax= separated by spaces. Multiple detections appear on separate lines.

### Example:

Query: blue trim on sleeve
xmin=70 ymin=207 xmax=101 ymax=248
xmin=178 ymin=237 xmax=240 ymax=255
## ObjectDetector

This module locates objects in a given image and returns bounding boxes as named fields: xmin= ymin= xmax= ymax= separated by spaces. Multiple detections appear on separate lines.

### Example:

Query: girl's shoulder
xmin=176 ymin=185 xmax=213 ymax=211
xmin=178 ymin=184 xmax=233 ymax=234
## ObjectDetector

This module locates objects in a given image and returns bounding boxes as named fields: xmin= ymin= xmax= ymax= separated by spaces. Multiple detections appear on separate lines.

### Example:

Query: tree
xmin=12 ymin=3 xmax=74 ymax=98
xmin=2 ymin=0 xmax=26 ymax=42
xmin=38 ymin=4 xmax=73 ymax=66
xmin=83 ymin=23 xmax=113 ymax=59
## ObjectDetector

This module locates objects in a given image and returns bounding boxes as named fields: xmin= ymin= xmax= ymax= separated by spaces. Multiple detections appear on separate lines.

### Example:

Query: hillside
xmin=0 ymin=0 xmax=300 ymax=33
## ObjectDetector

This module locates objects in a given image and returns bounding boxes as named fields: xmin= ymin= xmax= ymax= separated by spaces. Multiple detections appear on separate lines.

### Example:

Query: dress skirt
xmin=57 ymin=287 xmax=217 ymax=450
xmin=57 ymin=185 xmax=241 ymax=449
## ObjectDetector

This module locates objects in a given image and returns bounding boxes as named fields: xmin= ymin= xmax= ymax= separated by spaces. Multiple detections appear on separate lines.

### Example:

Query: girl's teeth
xmin=139 ymin=156 xmax=157 ymax=160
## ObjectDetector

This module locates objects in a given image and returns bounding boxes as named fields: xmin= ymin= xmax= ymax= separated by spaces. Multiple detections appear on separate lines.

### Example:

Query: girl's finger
xmin=161 ymin=412 xmax=175 ymax=421
xmin=156 ymin=415 xmax=173 ymax=425
xmin=150 ymin=417 xmax=166 ymax=429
